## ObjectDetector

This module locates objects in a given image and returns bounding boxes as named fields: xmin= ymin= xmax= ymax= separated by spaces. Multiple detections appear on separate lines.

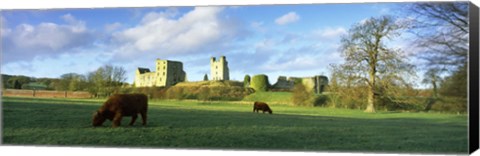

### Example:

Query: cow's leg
xmin=140 ymin=111 xmax=147 ymax=126
xmin=112 ymin=112 xmax=123 ymax=128
xmin=129 ymin=114 xmax=138 ymax=126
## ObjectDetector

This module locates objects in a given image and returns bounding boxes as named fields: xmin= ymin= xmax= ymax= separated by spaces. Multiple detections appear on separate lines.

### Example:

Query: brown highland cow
xmin=92 ymin=94 xmax=148 ymax=127
xmin=253 ymin=101 xmax=273 ymax=114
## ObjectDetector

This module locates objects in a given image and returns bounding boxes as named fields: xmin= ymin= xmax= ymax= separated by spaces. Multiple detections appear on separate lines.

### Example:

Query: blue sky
xmin=2 ymin=3 xmax=415 ymax=85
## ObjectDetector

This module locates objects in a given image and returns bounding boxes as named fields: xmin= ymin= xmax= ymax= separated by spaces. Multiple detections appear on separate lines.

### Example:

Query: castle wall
xmin=155 ymin=60 xmax=168 ymax=86
xmin=164 ymin=61 xmax=186 ymax=86
xmin=135 ymin=72 xmax=156 ymax=87
xmin=272 ymin=76 xmax=294 ymax=90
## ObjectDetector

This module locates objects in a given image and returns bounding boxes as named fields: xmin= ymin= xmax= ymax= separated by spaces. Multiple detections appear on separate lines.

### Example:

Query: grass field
xmin=2 ymin=96 xmax=468 ymax=154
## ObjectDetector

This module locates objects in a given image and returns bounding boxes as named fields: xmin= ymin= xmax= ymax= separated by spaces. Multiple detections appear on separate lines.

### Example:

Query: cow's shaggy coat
xmin=92 ymin=94 xmax=148 ymax=127
xmin=253 ymin=101 xmax=273 ymax=114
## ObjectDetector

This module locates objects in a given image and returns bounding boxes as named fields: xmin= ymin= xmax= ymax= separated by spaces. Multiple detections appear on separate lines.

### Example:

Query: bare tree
xmin=86 ymin=65 xmax=127 ymax=97
xmin=422 ymin=68 xmax=443 ymax=98
xmin=339 ymin=16 xmax=414 ymax=113
xmin=407 ymin=2 xmax=468 ymax=69
xmin=406 ymin=2 xmax=468 ymax=98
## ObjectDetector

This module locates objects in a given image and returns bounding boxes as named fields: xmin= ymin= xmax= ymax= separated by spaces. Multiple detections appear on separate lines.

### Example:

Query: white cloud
xmin=1 ymin=50 xmax=107 ymax=79
xmin=0 ymin=27 xmax=11 ymax=37
xmin=2 ymin=14 xmax=95 ymax=63
xmin=1 ymin=16 xmax=11 ymax=37
xmin=371 ymin=4 xmax=391 ymax=15
xmin=359 ymin=18 xmax=369 ymax=25
xmin=254 ymin=38 xmax=276 ymax=52
xmin=312 ymin=27 xmax=347 ymax=41
xmin=141 ymin=7 xmax=179 ymax=23
xmin=104 ymin=22 xmax=122 ymax=32
xmin=250 ymin=21 xmax=265 ymax=32
xmin=275 ymin=12 xmax=300 ymax=25
xmin=0 ymin=15 xmax=5 ymax=24
xmin=112 ymin=6 xmax=247 ymax=61
xmin=261 ymin=55 xmax=318 ymax=71
xmin=380 ymin=7 xmax=390 ymax=15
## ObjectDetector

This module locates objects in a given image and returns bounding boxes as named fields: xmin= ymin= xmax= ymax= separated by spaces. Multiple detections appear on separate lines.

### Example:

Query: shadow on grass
xmin=2 ymin=97 xmax=468 ymax=154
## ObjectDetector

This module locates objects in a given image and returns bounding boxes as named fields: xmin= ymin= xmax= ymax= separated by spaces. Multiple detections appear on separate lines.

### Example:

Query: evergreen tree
xmin=203 ymin=74 xmax=208 ymax=81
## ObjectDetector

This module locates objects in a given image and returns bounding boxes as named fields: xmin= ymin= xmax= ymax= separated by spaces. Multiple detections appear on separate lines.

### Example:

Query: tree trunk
xmin=365 ymin=67 xmax=376 ymax=113
xmin=432 ymin=80 xmax=438 ymax=98
xmin=365 ymin=88 xmax=376 ymax=112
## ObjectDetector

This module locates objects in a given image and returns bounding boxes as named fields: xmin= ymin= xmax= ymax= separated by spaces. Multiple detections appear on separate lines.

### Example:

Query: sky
xmin=1 ymin=2 xmax=419 ymax=85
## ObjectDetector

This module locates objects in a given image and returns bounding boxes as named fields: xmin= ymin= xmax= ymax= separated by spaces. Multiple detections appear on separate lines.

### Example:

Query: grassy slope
xmin=2 ymin=96 xmax=468 ymax=154
xmin=175 ymin=80 xmax=244 ymax=87
xmin=242 ymin=92 xmax=292 ymax=105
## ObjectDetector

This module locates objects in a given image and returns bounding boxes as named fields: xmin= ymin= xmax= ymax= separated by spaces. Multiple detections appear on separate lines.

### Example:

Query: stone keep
xmin=135 ymin=59 xmax=186 ymax=87
xmin=210 ymin=56 xmax=230 ymax=81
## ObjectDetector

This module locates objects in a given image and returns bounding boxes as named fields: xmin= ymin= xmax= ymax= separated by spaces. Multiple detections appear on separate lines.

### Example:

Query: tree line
xmin=2 ymin=65 xmax=127 ymax=98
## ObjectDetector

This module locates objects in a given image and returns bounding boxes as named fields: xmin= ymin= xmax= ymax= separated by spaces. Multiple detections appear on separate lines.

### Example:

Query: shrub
xmin=118 ymin=86 xmax=167 ymax=99
xmin=325 ymin=86 xmax=368 ymax=109
xmin=312 ymin=94 xmax=329 ymax=107
xmin=430 ymin=96 xmax=467 ymax=113
xmin=376 ymin=96 xmax=424 ymax=112
xmin=197 ymin=86 xmax=211 ymax=101
xmin=250 ymin=74 xmax=270 ymax=92
xmin=292 ymin=83 xmax=314 ymax=106
xmin=163 ymin=82 xmax=254 ymax=101
xmin=166 ymin=87 xmax=185 ymax=99
xmin=244 ymin=75 xmax=251 ymax=88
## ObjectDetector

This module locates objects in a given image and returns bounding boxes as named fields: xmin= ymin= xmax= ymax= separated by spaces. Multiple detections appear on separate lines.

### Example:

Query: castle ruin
xmin=272 ymin=75 xmax=329 ymax=94
xmin=134 ymin=59 xmax=186 ymax=87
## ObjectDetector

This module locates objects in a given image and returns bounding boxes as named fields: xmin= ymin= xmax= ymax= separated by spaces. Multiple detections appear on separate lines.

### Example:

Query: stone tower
xmin=210 ymin=56 xmax=230 ymax=81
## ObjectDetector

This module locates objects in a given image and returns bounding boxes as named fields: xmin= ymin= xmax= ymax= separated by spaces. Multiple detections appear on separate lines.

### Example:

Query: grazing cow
xmin=92 ymin=94 xmax=148 ymax=127
xmin=253 ymin=101 xmax=273 ymax=114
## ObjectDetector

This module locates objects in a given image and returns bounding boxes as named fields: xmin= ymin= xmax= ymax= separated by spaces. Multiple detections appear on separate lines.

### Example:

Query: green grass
xmin=243 ymin=92 xmax=292 ymax=105
xmin=2 ymin=96 xmax=468 ymax=154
